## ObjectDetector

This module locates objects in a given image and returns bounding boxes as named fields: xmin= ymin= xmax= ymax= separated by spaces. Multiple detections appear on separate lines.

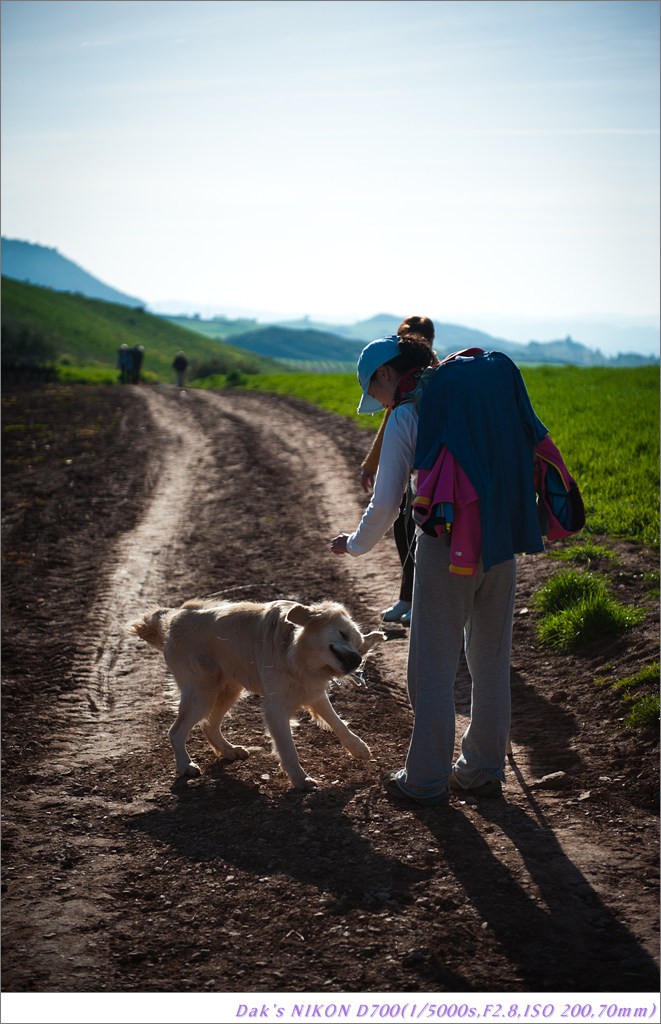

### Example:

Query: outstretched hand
xmin=330 ymin=533 xmax=349 ymax=555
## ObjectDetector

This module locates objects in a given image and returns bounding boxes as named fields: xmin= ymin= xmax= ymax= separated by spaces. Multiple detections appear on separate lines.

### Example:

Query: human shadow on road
xmin=454 ymin=656 xmax=583 ymax=779
xmin=417 ymin=799 xmax=659 ymax=993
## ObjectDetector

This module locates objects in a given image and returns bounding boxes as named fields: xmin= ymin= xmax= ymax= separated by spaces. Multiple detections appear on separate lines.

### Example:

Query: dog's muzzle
xmin=329 ymin=644 xmax=362 ymax=674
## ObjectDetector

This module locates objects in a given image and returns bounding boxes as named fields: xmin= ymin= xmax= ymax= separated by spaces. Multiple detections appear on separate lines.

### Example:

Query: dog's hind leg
xmin=201 ymin=684 xmax=250 ymax=762
xmin=307 ymin=693 xmax=371 ymax=761
xmin=169 ymin=687 xmax=211 ymax=778
xmin=262 ymin=694 xmax=317 ymax=791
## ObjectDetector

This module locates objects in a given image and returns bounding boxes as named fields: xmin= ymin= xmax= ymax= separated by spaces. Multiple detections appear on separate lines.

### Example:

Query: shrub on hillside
xmin=1 ymin=324 xmax=58 ymax=382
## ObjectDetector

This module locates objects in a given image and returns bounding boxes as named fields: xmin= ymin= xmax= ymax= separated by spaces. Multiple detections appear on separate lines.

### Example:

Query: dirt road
xmin=2 ymin=384 xmax=658 ymax=1012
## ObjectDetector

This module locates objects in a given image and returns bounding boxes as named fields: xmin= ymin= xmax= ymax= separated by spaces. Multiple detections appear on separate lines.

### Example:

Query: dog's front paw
xmin=180 ymin=761 xmax=201 ymax=779
xmin=225 ymin=745 xmax=250 ymax=761
xmin=296 ymin=776 xmax=319 ymax=791
xmin=347 ymin=739 xmax=371 ymax=761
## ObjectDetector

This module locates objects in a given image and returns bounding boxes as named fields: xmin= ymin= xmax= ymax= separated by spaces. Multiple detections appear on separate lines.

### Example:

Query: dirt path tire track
xmin=2 ymin=384 xmax=658 ymax=1000
xmin=65 ymin=388 xmax=219 ymax=755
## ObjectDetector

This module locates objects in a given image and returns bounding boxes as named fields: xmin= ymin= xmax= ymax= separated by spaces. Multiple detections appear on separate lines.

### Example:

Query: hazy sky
xmin=2 ymin=0 xmax=659 ymax=333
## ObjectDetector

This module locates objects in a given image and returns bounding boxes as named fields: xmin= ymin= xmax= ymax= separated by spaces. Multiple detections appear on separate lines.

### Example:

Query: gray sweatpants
xmin=394 ymin=532 xmax=516 ymax=800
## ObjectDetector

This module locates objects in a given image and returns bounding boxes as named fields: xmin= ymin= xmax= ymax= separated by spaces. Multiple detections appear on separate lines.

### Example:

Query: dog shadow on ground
xmin=417 ymin=797 xmax=659 ymax=993
xmin=125 ymin=767 xmax=431 ymax=916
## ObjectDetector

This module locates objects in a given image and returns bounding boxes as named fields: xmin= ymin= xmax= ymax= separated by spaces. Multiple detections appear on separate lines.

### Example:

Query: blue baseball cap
xmin=356 ymin=336 xmax=400 ymax=414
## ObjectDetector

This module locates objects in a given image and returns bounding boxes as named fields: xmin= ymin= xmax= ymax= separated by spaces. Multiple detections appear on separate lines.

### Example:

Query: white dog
xmin=128 ymin=598 xmax=385 ymax=790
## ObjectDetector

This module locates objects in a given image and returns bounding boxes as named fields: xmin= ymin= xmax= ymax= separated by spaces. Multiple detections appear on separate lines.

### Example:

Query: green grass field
xmin=197 ymin=366 xmax=660 ymax=547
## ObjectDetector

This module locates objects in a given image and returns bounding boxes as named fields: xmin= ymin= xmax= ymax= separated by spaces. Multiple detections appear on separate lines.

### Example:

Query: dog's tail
xmin=127 ymin=608 xmax=171 ymax=650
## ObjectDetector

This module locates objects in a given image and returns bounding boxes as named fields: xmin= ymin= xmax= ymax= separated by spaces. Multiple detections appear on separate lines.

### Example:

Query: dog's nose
xmin=330 ymin=644 xmax=362 ymax=673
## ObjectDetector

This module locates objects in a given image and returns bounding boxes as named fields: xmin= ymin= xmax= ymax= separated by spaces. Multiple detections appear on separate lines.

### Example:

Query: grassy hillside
xmin=222 ymin=324 xmax=364 ymax=362
xmin=197 ymin=366 xmax=660 ymax=548
xmin=1 ymin=278 xmax=280 ymax=381
xmin=165 ymin=316 xmax=364 ymax=364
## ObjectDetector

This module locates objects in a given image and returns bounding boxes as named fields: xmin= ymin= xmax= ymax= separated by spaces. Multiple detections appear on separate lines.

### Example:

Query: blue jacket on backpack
xmin=413 ymin=350 xmax=549 ymax=571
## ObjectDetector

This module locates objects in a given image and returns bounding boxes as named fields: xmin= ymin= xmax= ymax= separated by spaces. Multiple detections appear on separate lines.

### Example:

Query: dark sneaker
xmin=448 ymin=775 xmax=503 ymax=798
xmin=383 ymin=770 xmax=449 ymax=807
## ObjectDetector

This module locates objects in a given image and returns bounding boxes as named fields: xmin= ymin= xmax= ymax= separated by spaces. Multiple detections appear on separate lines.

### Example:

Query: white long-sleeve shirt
xmin=347 ymin=402 xmax=418 ymax=556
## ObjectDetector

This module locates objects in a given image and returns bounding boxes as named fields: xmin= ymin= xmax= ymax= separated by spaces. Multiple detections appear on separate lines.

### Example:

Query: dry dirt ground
xmin=1 ymin=383 xmax=659 ymax=1016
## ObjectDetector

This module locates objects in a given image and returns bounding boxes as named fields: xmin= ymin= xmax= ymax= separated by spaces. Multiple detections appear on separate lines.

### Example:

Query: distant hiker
xmin=173 ymin=351 xmax=188 ymax=388
xmin=131 ymin=344 xmax=144 ymax=384
xmin=117 ymin=343 xmax=133 ymax=385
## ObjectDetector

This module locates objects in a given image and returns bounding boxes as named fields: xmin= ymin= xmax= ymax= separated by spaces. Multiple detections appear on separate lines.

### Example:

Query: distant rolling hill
xmin=1 ymin=278 xmax=280 ymax=379
xmin=222 ymin=324 xmax=365 ymax=363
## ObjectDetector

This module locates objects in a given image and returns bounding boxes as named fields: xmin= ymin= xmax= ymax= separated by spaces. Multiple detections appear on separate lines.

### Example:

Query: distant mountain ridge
xmin=1 ymin=238 xmax=144 ymax=308
xmin=3 ymin=237 xmax=657 ymax=367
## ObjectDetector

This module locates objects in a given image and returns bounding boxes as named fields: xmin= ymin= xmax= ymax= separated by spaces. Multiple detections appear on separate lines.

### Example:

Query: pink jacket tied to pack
xmin=412 ymin=450 xmax=482 ymax=575
xmin=413 ymin=435 xmax=584 ymax=576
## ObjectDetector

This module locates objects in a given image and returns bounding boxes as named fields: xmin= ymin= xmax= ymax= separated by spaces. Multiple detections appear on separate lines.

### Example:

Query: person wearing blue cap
xmin=330 ymin=334 xmax=435 ymax=557
xmin=358 ymin=317 xmax=437 ymax=626
xmin=331 ymin=336 xmax=549 ymax=807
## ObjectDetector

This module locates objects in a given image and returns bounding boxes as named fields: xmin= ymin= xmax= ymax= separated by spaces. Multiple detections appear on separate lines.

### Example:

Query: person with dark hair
xmin=331 ymin=337 xmax=551 ymax=807
xmin=172 ymin=351 xmax=188 ymax=388
xmin=359 ymin=318 xmax=438 ymax=625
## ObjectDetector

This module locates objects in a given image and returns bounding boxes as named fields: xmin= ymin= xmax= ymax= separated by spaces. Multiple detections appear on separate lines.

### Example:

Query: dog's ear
xmin=286 ymin=603 xmax=316 ymax=627
xmin=361 ymin=630 xmax=387 ymax=653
